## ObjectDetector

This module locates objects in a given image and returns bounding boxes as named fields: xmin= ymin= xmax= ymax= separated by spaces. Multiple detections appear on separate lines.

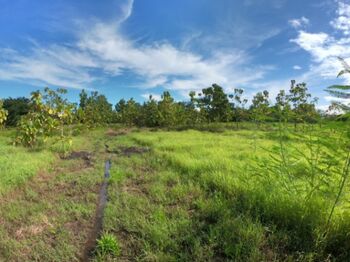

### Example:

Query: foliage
xmin=77 ymin=90 xmax=113 ymax=126
xmin=140 ymin=95 xmax=160 ymax=127
xmin=250 ymin=90 xmax=270 ymax=125
xmin=0 ymin=100 xmax=8 ymax=128
xmin=115 ymin=98 xmax=140 ymax=126
xmin=96 ymin=233 xmax=121 ymax=258
xmin=2 ymin=97 xmax=30 ymax=126
xmin=193 ymin=84 xmax=232 ymax=122
xmin=231 ymin=88 xmax=248 ymax=126
xmin=15 ymin=88 xmax=74 ymax=152
xmin=326 ymin=57 xmax=350 ymax=112
xmin=274 ymin=89 xmax=291 ymax=122
xmin=288 ymin=80 xmax=318 ymax=127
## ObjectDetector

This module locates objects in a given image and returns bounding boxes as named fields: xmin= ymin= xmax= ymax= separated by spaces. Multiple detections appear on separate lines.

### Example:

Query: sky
xmin=0 ymin=0 xmax=350 ymax=109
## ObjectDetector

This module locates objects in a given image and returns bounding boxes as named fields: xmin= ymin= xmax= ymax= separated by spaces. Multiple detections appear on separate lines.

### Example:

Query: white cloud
xmin=293 ymin=65 xmax=302 ymax=70
xmin=289 ymin=2 xmax=350 ymax=109
xmin=291 ymin=30 xmax=350 ymax=82
xmin=324 ymin=95 xmax=350 ymax=103
xmin=0 ymin=0 xmax=272 ymax=96
xmin=288 ymin=17 xmax=309 ymax=28
xmin=0 ymin=47 xmax=97 ymax=89
xmin=331 ymin=1 xmax=350 ymax=35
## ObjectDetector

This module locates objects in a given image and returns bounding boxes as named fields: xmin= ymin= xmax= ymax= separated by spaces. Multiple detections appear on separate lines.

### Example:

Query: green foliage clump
xmin=77 ymin=90 xmax=113 ymax=126
xmin=15 ymin=88 xmax=74 ymax=154
xmin=2 ymin=97 xmax=30 ymax=126
xmin=0 ymin=100 xmax=8 ymax=128
xmin=326 ymin=57 xmax=350 ymax=113
xmin=96 ymin=233 xmax=121 ymax=258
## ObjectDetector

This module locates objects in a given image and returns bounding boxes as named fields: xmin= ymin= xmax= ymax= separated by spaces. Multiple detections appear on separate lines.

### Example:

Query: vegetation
xmin=2 ymin=97 xmax=30 ymax=126
xmin=0 ymin=99 xmax=8 ymax=127
xmin=1 ymin=61 xmax=350 ymax=260
xmin=96 ymin=233 xmax=121 ymax=259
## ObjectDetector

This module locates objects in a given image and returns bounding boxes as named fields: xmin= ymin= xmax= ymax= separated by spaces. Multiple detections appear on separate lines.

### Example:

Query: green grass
xmin=1 ymin=123 xmax=349 ymax=261
xmin=0 ymin=129 xmax=55 ymax=195
xmin=102 ymin=124 xmax=350 ymax=261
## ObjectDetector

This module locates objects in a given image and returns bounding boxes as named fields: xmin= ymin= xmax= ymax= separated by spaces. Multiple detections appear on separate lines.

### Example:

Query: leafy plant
xmin=326 ymin=57 xmax=350 ymax=112
xmin=2 ymin=97 xmax=30 ymax=126
xmin=251 ymin=90 xmax=270 ymax=127
xmin=230 ymin=88 xmax=248 ymax=128
xmin=96 ymin=233 xmax=121 ymax=258
xmin=0 ymin=100 xmax=8 ymax=128
xmin=15 ymin=88 xmax=74 ymax=153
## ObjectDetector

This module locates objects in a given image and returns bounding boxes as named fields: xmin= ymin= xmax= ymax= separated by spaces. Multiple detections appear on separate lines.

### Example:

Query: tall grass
xmin=129 ymin=123 xmax=350 ymax=259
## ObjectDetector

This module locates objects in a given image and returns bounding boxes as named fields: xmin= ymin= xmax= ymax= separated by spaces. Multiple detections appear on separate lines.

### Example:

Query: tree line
xmin=0 ymin=80 xmax=321 ymax=130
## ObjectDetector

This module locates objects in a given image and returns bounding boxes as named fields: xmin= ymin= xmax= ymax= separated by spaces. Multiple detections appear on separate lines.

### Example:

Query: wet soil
xmin=81 ymin=160 xmax=111 ymax=262
xmin=105 ymin=146 xmax=150 ymax=157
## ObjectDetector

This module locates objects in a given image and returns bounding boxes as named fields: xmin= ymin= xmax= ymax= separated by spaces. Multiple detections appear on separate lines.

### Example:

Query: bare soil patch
xmin=106 ymin=146 xmax=150 ymax=157
xmin=105 ymin=128 xmax=130 ymax=137
xmin=62 ymin=151 xmax=94 ymax=167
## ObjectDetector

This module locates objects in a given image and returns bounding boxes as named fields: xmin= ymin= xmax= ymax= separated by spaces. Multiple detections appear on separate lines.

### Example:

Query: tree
xmin=79 ymin=89 xmax=88 ymax=109
xmin=194 ymin=84 xmax=232 ymax=122
xmin=115 ymin=98 xmax=140 ymax=126
xmin=326 ymin=57 xmax=350 ymax=113
xmin=274 ymin=90 xmax=291 ymax=123
xmin=78 ymin=91 xmax=113 ymax=126
xmin=15 ymin=88 xmax=74 ymax=149
xmin=251 ymin=90 xmax=270 ymax=126
xmin=140 ymin=95 xmax=159 ymax=127
xmin=158 ymin=91 xmax=177 ymax=127
xmin=2 ymin=97 xmax=30 ymax=126
xmin=231 ymin=88 xmax=248 ymax=127
xmin=288 ymin=80 xmax=318 ymax=129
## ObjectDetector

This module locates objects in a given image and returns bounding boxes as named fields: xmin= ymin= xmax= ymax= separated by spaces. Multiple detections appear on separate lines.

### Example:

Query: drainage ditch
xmin=81 ymin=159 xmax=111 ymax=261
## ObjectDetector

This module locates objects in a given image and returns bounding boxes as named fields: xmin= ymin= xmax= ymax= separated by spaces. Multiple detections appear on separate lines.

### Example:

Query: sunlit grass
xmin=0 ymin=130 xmax=55 ymax=195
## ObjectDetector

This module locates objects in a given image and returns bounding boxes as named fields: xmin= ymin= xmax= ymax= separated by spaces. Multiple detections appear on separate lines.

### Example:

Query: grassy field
xmin=0 ymin=123 xmax=349 ymax=261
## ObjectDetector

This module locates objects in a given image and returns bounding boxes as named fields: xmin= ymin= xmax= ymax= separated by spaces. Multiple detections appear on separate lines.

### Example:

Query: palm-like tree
xmin=326 ymin=57 xmax=350 ymax=112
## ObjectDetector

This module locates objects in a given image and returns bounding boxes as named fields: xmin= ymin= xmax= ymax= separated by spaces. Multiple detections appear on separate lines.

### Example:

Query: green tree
xmin=251 ymin=90 xmax=270 ymax=126
xmin=78 ymin=91 xmax=113 ymax=126
xmin=15 ymin=88 xmax=74 ymax=149
xmin=2 ymin=97 xmax=30 ymax=126
xmin=231 ymin=88 xmax=248 ymax=127
xmin=195 ymin=84 xmax=232 ymax=122
xmin=158 ymin=91 xmax=177 ymax=127
xmin=288 ymin=80 xmax=318 ymax=129
xmin=274 ymin=90 xmax=291 ymax=123
xmin=79 ymin=89 xmax=88 ymax=109
xmin=141 ymin=95 xmax=159 ymax=127
xmin=115 ymin=98 xmax=140 ymax=126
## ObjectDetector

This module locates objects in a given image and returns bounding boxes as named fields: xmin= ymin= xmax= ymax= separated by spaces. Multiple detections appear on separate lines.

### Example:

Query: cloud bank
xmin=0 ymin=0 xmax=270 ymax=97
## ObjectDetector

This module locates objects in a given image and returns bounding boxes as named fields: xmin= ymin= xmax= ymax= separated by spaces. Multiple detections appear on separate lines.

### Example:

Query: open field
xmin=0 ymin=123 xmax=349 ymax=261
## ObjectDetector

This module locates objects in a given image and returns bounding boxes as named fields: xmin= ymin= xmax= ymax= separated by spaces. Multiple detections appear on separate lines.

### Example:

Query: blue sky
xmin=0 ymin=0 xmax=350 ymax=109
